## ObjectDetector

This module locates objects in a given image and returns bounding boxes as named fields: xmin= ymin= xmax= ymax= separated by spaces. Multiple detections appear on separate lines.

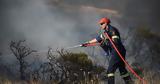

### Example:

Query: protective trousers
xmin=107 ymin=51 xmax=132 ymax=84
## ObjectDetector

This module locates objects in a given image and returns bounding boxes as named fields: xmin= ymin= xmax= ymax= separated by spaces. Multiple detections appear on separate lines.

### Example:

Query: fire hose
xmin=66 ymin=32 xmax=147 ymax=84
xmin=103 ymin=32 xmax=147 ymax=84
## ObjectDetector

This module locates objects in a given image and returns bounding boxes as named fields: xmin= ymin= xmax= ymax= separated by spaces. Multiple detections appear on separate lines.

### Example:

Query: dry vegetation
xmin=0 ymin=27 xmax=160 ymax=84
xmin=0 ymin=70 xmax=160 ymax=84
xmin=134 ymin=71 xmax=160 ymax=84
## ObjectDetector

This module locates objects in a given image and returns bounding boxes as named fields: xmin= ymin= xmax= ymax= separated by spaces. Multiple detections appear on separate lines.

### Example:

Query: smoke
xmin=0 ymin=0 xmax=76 ymax=51
xmin=0 ymin=0 xmax=159 ymax=67
xmin=121 ymin=0 xmax=160 ymax=32
xmin=0 ymin=0 xmax=122 ymax=53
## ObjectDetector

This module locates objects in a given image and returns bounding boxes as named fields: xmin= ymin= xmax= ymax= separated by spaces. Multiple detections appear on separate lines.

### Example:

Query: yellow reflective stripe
xmin=107 ymin=73 xmax=114 ymax=77
xmin=112 ymin=35 xmax=119 ymax=39
xmin=121 ymin=73 xmax=129 ymax=78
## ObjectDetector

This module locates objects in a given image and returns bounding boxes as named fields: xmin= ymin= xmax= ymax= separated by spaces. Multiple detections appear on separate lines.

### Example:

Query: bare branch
xmin=9 ymin=40 xmax=36 ymax=80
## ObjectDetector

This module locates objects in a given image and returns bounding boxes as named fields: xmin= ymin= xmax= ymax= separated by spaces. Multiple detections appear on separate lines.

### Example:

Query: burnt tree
xmin=10 ymin=40 xmax=36 ymax=80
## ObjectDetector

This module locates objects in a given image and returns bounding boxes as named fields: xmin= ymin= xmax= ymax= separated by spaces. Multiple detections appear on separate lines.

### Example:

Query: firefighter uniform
xmin=96 ymin=25 xmax=132 ymax=84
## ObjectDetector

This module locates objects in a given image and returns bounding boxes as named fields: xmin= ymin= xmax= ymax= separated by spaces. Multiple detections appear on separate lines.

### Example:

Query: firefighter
xmin=81 ymin=17 xmax=132 ymax=84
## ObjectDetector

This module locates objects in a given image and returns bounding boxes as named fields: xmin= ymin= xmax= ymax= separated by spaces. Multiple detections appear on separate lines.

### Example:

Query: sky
xmin=0 ymin=0 xmax=159 ymax=63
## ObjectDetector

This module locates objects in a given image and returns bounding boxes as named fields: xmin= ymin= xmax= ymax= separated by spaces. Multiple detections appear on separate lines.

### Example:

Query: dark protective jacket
xmin=96 ymin=25 xmax=126 ymax=63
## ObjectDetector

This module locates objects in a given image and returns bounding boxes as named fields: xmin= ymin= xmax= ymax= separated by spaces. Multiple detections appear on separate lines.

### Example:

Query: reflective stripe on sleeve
xmin=112 ymin=35 xmax=119 ymax=39
xmin=100 ymin=34 xmax=104 ymax=39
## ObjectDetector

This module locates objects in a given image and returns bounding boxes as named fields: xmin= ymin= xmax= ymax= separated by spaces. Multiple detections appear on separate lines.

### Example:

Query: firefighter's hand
xmin=81 ymin=42 xmax=89 ymax=47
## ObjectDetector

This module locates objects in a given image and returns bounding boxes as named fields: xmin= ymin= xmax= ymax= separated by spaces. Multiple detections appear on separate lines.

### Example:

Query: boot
xmin=108 ymin=76 xmax=115 ymax=84
xmin=123 ymin=76 xmax=133 ymax=84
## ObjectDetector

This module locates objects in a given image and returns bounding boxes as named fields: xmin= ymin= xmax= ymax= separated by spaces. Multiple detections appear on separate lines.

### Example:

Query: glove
xmin=81 ymin=42 xmax=89 ymax=47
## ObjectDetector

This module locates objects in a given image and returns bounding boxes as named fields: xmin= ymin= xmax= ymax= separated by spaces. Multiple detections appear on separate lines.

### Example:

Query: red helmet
xmin=98 ymin=17 xmax=110 ymax=24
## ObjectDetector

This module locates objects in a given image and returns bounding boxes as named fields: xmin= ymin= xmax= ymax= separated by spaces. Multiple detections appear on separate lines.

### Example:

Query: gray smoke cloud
xmin=0 ymin=0 xmax=78 ymax=51
xmin=122 ymin=0 xmax=160 ymax=32
xmin=0 ymin=0 xmax=122 ymax=53
xmin=0 ymin=0 xmax=125 ymax=67
xmin=0 ymin=0 xmax=159 ymax=66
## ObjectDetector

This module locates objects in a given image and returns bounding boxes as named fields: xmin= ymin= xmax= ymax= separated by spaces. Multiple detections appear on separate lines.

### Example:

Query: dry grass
xmin=0 ymin=70 xmax=160 ymax=84
xmin=134 ymin=71 xmax=160 ymax=84
xmin=0 ymin=78 xmax=100 ymax=84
